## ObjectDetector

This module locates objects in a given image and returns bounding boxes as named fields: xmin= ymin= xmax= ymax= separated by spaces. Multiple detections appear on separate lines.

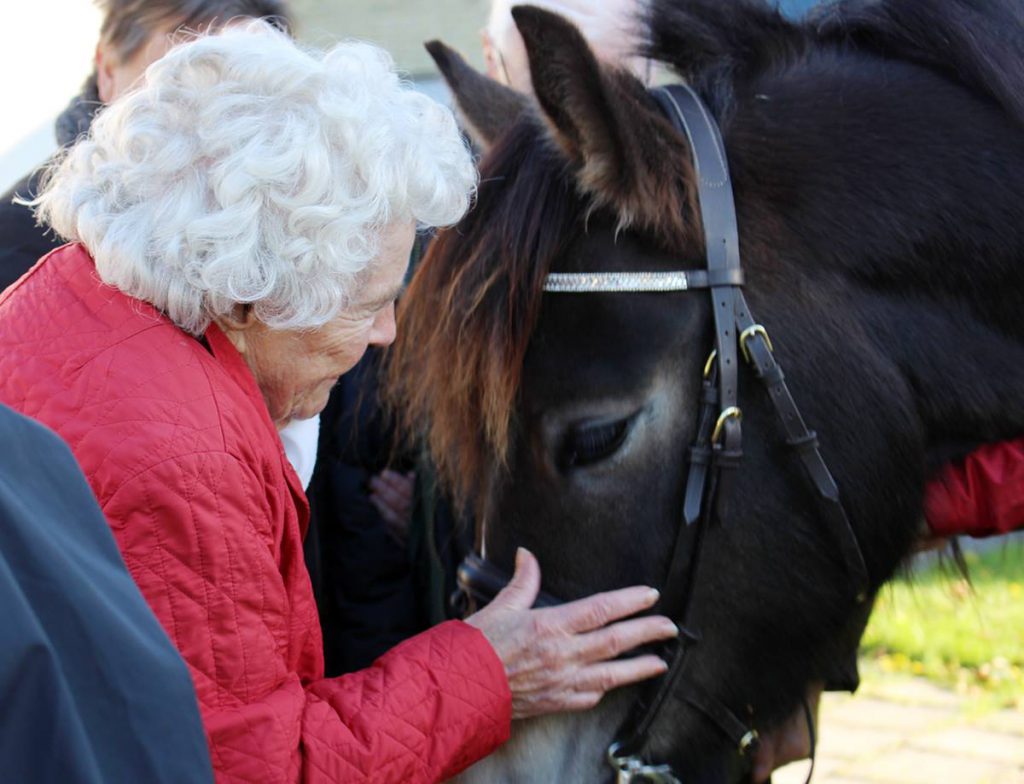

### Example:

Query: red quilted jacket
xmin=925 ymin=438 xmax=1024 ymax=538
xmin=0 ymin=244 xmax=511 ymax=783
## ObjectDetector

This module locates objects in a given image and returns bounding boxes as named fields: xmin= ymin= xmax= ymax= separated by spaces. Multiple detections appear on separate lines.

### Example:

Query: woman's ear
xmin=95 ymin=43 xmax=116 ymax=104
xmin=219 ymin=303 xmax=255 ymax=330
xmin=215 ymin=304 xmax=256 ymax=353
xmin=480 ymin=29 xmax=503 ymax=82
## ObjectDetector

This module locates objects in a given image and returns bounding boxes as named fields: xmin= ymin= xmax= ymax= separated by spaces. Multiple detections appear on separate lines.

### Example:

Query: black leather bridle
xmin=457 ymin=83 xmax=870 ymax=783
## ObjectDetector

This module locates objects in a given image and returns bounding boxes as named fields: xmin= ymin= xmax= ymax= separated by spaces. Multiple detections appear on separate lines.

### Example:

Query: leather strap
xmin=733 ymin=292 xmax=870 ymax=600
xmin=680 ymin=680 xmax=760 ymax=755
xmin=653 ymin=85 xmax=743 ymax=415
xmin=683 ymin=366 xmax=720 ymax=526
xmin=686 ymin=268 xmax=746 ymax=289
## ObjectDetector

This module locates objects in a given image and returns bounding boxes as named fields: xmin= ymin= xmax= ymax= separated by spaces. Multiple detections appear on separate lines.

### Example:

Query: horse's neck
xmin=454 ymin=692 xmax=632 ymax=783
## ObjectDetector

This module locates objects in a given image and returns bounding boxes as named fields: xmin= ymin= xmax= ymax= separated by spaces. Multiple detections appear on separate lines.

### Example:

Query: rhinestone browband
xmin=543 ymin=271 xmax=692 ymax=293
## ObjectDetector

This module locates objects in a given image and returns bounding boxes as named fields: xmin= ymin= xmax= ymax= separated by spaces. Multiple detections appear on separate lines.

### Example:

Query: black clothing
xmin=0 ymin=404 xmax=213 ymax=783
xmin=0 ymin=74 xmax=100 ymax=291
xmin=306 ymin=349 xmax=423 ymax=675
xmin=0 ymin=170 xmax=60 ymax=291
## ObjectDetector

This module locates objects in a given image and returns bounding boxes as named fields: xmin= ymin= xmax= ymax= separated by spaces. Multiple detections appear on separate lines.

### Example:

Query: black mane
xmin=647 ymin=0 xmax=1024 ymax=127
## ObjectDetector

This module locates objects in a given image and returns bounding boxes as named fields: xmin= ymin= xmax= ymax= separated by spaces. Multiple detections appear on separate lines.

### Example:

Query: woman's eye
xmin=559 ymin=417 xmax=632 ymax=470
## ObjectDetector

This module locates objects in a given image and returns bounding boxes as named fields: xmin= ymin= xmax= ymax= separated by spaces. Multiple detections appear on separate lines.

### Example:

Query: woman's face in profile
xmin=238 ymin=221 xmax=415 ymax=427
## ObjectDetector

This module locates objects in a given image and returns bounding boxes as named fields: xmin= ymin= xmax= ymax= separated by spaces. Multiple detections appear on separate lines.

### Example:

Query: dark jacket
xmin=0 ymin=74 xmax=99 ymax=291
xmin=0 ymin=403 xmax=213 ymax=784
xmin=306 ymin=348 xmax=424 ymax=675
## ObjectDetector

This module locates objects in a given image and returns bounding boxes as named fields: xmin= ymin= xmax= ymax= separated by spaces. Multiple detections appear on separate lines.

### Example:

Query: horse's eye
xmin=560 ymin=417 xmax=632 ymax=470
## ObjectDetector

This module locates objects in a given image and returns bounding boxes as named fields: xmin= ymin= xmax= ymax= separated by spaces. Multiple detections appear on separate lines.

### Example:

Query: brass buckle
xmin=711 ymin=406 xmax=742 ymax=444
xmin=739 ymin=729 xmax=760 ymax=756
xmin=739 ymin=324 xmax=773 ymax=363
xmin=607 ymin=742 xmax=681 ymax=784
xmin=703 ymin=349 xmax=718 ymax=379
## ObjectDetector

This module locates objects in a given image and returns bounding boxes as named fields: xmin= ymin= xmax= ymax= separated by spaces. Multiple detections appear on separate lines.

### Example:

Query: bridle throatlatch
xmin=456 ymin=83 xmax=870 ymax=783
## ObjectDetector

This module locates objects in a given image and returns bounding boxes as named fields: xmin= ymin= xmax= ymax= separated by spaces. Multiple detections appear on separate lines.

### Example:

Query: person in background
xmin=0 ymin=24 xmax=679 ymax=782
xmin=0 ymin=404 xmax=213 ymax=784
xmin=925 ymin=441 xmax=1024 ymax=538
xmin=0 ymin=0 xmax=291 ymax=293
xmin=482 ymin=0 xmax=656 ymax=92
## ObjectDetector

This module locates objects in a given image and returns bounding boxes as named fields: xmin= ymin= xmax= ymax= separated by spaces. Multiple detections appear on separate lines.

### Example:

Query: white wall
xmin=0 ymin=2 xmax=472 ymax=193
xmin=0 ymin=3 xmax=102 ymax=191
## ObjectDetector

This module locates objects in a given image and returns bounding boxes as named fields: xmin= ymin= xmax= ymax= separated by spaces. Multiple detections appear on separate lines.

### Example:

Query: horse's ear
xmin=425 ymin=40 xmax=531 ymax=150
xmin=512 ymin=5 xmax=697 ymax=247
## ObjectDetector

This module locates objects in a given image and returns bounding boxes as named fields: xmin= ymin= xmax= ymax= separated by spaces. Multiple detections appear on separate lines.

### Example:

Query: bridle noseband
xmin=456 ymin=83 xmax=870 ymax=783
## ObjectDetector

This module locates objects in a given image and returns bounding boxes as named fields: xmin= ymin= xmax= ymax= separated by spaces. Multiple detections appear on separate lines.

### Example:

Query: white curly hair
xmin=34 ymin=21 xmax=476 ymax=335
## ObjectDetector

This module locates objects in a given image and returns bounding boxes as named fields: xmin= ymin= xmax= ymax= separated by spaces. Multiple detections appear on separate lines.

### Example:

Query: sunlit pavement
xmin=774 ymin=675 xmax=1024 ymax=784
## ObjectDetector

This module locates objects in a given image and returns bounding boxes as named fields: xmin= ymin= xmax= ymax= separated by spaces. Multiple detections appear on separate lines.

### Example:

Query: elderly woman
xmin=0 ymin=23 xmax=677 ymax=783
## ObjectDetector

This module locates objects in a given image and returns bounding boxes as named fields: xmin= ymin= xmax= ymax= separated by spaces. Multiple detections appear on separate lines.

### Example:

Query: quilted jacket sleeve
xmin=101 ymin=450 xmax=510 ymax=784
xmin=924 ymin=437 xmax=1024 ymax=538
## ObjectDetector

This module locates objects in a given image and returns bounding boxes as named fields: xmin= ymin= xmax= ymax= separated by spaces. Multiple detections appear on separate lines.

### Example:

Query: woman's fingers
xmin=369 ymin=469 xmax=416 ymax=546
xmin=369 ymin=494 xmax=401 ymax=526
xmin=552 ymin=584 xmax=662 ymax=634
xmin=369 ymin=469 xmax=416 ymax=530
xmin=572 ymin=615 xmax=678 ymax=662
xmin=376 ymin=469 xmax=415 ymax=497
xmin=467 ymin=548 xmax=678 ymax=720
xmin=369 ymin=471 xmax=413 ymax=507
xmin=509 ymin=654 xmax=671 ymax=719
xmin=490 ymin=547 xmax=542 ymax=611
xmin=571 ymin=654 xmax=670 ymax=695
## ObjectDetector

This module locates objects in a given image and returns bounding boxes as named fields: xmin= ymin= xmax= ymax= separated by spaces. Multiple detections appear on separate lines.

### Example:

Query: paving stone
xmin=986 ymin=765 xmax=1024 ymax=784
xmin=772 ymin=673 xmax=1023 ymax=783
xmin=816 ymin=724 xmax=903 ymax=761
xmin=855 ymin=676 xmax=963 ymax=709
xmin=774 ymin=768 xmax=873 ymax=784
xmin=911 ymin=727 xmax=1024 ymax=765
xmin=856 ymin=748 xmax=1007 ymax=784
xmin=978 ymin=710 xmax=1024 ymax=738
xmin=823 ymin=698 xmax=958 ymax=733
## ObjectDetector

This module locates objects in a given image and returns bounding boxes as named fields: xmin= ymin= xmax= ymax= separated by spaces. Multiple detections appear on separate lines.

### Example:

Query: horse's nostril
xmin=559 ymin=416 xmax=633 ymax=470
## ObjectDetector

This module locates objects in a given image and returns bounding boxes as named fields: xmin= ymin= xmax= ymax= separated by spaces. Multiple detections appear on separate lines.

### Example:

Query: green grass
xmin=860 ymin=542 xmax=1024 ymax=711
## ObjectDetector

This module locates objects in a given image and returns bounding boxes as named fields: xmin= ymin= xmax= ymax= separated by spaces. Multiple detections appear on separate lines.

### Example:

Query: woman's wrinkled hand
xmin=466 ymin=547 xmax=678 ymax=720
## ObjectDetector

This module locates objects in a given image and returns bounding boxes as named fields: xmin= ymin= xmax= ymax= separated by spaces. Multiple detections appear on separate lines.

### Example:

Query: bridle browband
xmin=456 ymin=83 xmax=870 ymax=783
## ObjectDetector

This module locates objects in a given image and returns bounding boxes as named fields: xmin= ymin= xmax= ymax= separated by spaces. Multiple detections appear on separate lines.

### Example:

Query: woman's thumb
xmin=492 ymin=547 xmax=541 ymax=610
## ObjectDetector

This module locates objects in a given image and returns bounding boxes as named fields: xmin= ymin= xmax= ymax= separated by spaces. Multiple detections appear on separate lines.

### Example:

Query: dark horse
xmin=388 ymin=1 xmax=1024 ymax=781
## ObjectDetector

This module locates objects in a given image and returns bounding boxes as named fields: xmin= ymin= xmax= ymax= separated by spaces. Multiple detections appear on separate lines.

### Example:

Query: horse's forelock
xmin=386 ymin=122 xmax=586 ymax=511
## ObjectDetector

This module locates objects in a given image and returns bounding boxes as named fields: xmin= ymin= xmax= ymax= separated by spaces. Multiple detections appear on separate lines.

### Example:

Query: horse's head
xmin=390 ymin=1 xmax=1024 ymax=780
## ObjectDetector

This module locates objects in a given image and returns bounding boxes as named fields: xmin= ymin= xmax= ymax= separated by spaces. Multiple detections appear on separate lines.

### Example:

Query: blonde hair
xmin=35 ymin=22 xmax=476 ymax=335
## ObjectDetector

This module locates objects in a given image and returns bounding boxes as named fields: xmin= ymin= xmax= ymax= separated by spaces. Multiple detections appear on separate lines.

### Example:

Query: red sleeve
xmin=302 ymin=622 xmax=510 ymax=783
xmin=924 ymin=437 xmax=1024 ymax=537
xmin=102 ymin=452 xmax=510 ymax=784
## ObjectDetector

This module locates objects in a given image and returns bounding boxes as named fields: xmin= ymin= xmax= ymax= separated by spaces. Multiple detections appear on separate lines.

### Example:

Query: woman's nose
xmin=369 ymin=302 xmax=397 ymax=347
